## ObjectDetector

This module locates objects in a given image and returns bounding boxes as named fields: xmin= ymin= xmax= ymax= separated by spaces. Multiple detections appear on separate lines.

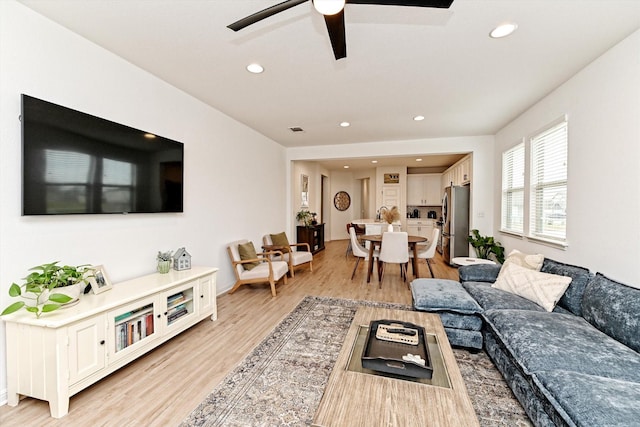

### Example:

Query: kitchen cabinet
xmin=441 ymin=155 xmax=472 ymax=192
xmin=407 ymin=219 xmax=435 ymax=239
xmin=407 ymin=174 xmax=441 ymax=206
xmin=3 ymin=267 xmax=218 ymax=418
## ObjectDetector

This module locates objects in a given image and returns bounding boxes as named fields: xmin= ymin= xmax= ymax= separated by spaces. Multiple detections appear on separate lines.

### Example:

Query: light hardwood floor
xmin=0 ymin=239 xmax=458 ymax=427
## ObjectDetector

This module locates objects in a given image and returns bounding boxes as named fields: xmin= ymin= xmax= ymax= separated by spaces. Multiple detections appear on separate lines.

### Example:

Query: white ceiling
xmin=19 ymin=0 xmax=640 ymax=170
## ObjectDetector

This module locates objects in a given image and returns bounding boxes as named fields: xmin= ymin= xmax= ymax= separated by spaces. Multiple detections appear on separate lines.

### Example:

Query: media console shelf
xmin=3 ymin=266 xmax=218 ymax=418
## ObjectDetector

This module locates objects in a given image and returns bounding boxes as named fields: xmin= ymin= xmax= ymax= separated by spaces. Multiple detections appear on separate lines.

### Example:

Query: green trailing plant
xmin=296 ymin=210 xmax=314 ymax=227
xmin=157 ymin=250 xmax=173 ymax=262
xmin=1 ymin=262 xmax=93 ymax=318
xmin=467 ymin=229 xmax=505 ymax=264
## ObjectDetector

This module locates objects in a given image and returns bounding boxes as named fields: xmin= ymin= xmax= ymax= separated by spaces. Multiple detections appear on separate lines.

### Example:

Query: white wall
xmin=0 ymin=1 xmax=287 ymax=402
xmin=494 ymin=29 xmax=640 ymax=286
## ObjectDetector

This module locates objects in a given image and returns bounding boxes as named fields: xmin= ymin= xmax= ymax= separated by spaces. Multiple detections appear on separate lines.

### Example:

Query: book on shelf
xmin=168 ymin=307 xmax=188 ymax=323
xmin=167 ymin=292 xmax=185 ymax=305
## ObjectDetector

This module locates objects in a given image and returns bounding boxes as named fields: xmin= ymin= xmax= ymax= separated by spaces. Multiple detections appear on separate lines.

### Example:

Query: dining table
xmin=361 ymin=234 xmax=428 ymax=283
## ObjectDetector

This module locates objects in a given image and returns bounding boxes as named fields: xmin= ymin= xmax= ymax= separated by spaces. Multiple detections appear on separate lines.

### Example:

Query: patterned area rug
xmin=181 ymin=296 xmax=531 ymax=427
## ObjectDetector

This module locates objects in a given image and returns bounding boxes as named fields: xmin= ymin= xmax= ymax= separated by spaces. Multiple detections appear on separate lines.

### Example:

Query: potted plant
xmin=157 ymin=250 xmax=173 ymax=274
xmin=296 ymin=209 xmax=313 ymax=227
xmin=467 ymin=229 xmax=505 ymax=264
xmin=1 ymin=262 xmax=93 ymax=318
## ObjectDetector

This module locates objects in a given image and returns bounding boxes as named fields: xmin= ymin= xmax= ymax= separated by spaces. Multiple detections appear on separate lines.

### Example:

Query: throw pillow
xmin=492 ymin=262 xmax=572 ymax=312
xmin=496 ymin=249 xmax=544 ymax=283
xmin=238 ymin=241 xmax=260 ymax=271
xmin=270 ymin=232 xmax=290 ymax=247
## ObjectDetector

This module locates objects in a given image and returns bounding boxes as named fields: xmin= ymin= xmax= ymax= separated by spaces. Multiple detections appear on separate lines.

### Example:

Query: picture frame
xmin=301 ymin=174 xmax=309 ymax=208
xmin=89 ymin=265 xmax=113 ymax=294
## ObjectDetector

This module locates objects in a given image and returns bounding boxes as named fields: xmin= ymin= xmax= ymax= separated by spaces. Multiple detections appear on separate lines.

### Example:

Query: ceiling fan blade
xmin=227 ymin=0 xmax=309 ymax=31
xmin=347 ymin=0 xmax=454 ymax=8
xmin=323 ymin=9 xmax=347 ymax=60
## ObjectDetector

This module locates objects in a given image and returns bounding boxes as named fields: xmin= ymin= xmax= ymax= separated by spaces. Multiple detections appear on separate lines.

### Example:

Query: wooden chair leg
xmin=351 ymin=257 xmax=361 ymax=280
xmin=269 ymin=279 xmax=277 ymax=297
xmin=378 ymin=263 xmax=385 ymax=288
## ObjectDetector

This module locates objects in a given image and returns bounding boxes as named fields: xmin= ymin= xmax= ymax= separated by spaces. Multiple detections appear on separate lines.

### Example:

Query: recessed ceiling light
xmin=144 ymin=133 xmax=156 ymax=139
xmin=413 ymin=115 xmax=425 ymax=121
xmin=340 ymin=121 xmax=350 ymax=127
xmin=416 ymin=158 xmax=423 ymax=162
xmin=371 ymin=160 xmax=378 ymax=164
xmin=343 ymin=165 xmax=350 ymax=169
xmin=246 ymin=63 xmax=264 ymax=74
xmin=490 ymin=23 xmax=518 ymax=38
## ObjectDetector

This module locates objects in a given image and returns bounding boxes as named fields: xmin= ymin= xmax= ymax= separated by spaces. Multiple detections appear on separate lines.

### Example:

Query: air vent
xmin=289 ymin=127 xmax=305 ymax=133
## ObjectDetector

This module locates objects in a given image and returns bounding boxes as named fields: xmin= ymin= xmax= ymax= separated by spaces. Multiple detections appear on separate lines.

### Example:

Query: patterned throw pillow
xmin=270 ymin=232 xmax=290 ymax=247
xmin=238 ymin=241 xmax=260 ymax=271
xmin=492 ymin=263 xmax=572 ymax=312
xmin=497 ymin=249 xmax=544 ymax=281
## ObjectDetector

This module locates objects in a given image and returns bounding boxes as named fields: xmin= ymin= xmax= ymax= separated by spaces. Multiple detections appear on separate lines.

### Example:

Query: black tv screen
xmin=21 ymin=95 xmax=184 ymax=215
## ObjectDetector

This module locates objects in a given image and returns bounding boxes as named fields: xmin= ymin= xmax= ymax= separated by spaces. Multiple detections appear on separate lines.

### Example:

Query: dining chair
xmin=377 ymin=231 xmax=409 ymax=287
xmin=349 ymin=227 xmax=379 ymax=280
xmin=346 ymin=223 xmax=353 ymax=258
xmin=410 ymin=228 xmax=440 ymax=278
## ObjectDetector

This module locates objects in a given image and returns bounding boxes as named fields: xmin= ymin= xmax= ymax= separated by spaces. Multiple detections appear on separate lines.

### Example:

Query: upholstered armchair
xmin=262 ymin=232 xmax=313 ymax=277
xmin=227 ymin=239 xmax=289 ymax=297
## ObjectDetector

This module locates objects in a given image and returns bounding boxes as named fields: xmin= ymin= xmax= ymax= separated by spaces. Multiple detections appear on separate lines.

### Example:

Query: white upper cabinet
xmin=407 ymin=174 xmax=441 ymax=206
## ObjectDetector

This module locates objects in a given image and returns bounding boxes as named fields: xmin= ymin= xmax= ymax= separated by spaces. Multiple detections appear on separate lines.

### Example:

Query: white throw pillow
xmin=492 ymin=263 xmax=572 ymax=312
xmin=496 ymin=249 xmax=544 ymax=282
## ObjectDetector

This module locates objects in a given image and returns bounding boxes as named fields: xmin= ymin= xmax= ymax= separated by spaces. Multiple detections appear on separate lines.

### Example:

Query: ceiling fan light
xmin=313 ymin=0 xmax=346 ymax=16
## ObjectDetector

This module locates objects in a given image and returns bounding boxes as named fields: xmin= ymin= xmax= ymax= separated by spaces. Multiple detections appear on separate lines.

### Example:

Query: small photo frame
xmin=89 ymin=265 xmax=113 ymax=294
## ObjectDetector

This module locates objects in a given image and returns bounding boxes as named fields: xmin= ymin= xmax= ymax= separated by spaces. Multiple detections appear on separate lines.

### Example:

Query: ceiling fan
xmin=227 ymin=0 xmax=454 ymax=60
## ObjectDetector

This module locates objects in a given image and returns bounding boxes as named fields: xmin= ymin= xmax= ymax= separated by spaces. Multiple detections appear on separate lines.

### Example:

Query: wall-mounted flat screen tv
xmin=21 ymin=94 xmax=184 ymax=215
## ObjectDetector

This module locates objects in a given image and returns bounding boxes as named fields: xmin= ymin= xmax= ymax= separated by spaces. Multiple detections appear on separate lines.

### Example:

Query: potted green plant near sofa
xmin=468 ymin=229 xmax=505 ymax=264
xmin=1 ymin=261 xmax=93 ymax=318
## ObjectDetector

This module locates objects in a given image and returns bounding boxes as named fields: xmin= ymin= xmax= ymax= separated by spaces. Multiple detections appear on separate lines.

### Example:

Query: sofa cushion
xmin=540 ymin=258 xmax=592 ymax=316
xmin=484 ymin=309 xmax=640 ymax=383
xmin=458 ymin=264 xmax=502 ymax=283
xmin=463 ymin=282 xmax=572 ymax=314
xmin=492 ymin=263 xmax=572 ymax=312
xmin=582 ymin=273 xmax=640 ymax=353
xmin=438 ymin=312 xmax=483 ymax=331
xmin=534 ymin=370 xmax=640 ymax=427
xmin=411 ymin=279 xmax=483 ymax=315
xmin=238 ymin=241 xmax=260 ymax=271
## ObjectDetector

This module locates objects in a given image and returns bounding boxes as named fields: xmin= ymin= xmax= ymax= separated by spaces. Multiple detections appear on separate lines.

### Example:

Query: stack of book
xmin=114 ymin=304 xmax=154 ymax=352
xmin=167 ymin=292 xmax=190 ymax=324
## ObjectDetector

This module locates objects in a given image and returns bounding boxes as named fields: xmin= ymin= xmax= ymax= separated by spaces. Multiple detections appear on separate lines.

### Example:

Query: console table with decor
xmin=297 ymin=223 xmax=325 ymax=254
xmin=3 ymin=266 xmax=218 ymax=418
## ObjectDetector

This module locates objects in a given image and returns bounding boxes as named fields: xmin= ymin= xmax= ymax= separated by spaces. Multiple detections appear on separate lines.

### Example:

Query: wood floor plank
xmin=0 ymin=240 xmax=459 ymax=426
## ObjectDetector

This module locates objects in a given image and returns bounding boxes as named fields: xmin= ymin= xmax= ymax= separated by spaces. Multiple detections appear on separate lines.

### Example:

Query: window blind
xmin=501 ymin=143 xmax=525 ymax=234
xmin=529 ymin=120 xmax=568 ymax=242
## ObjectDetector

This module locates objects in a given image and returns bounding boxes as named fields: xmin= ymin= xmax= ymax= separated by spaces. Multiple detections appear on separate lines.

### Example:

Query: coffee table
xmin=313 ymin=306 xmax=479 ymax=426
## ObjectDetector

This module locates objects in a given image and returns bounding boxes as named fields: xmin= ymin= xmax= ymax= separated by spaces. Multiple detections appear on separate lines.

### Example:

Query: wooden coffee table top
xmin=313 ymin=306 xmax=479 ymax=427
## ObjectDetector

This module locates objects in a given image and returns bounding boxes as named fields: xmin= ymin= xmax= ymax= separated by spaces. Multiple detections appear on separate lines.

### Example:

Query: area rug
xmin=181 ymin=296 xmax=531 ymax=427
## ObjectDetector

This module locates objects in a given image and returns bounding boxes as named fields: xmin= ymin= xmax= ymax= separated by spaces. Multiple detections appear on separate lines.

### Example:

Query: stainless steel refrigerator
xmin=442 ymin=185 xmax=470 ymax=265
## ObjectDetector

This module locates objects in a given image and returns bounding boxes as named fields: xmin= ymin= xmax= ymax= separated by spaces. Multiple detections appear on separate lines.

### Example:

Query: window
xmin=529 ymin=120 xmax=568 ymax=243
xmin=501 ymin=142 xmax=525 ymax=234
xmin=500 ymin=117 xmax=569 ymax=247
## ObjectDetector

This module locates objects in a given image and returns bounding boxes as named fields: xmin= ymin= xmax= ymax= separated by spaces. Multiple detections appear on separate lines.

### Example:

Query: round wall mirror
xmin=333 ymin=191 xmax=351 ymax=211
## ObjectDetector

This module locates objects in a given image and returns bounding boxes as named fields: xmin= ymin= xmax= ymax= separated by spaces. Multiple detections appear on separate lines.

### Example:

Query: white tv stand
xmin=3 ymin=266 xmax=218 ymax=418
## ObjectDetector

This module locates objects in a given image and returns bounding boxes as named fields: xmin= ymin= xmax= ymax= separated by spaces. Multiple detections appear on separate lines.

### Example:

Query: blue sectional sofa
xmin=459 ymin=259 xmax=640 ymax=427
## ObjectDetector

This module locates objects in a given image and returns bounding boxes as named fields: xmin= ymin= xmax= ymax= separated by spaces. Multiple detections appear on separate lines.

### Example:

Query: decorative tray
xmin=361 ymin=319 xmax=433 ymax=379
